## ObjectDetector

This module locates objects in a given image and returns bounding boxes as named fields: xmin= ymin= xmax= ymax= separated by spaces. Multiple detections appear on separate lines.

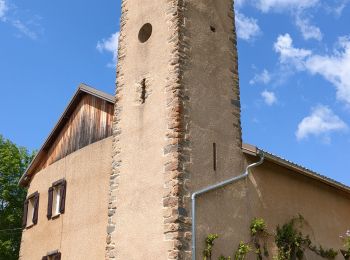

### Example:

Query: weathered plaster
xmin=20 ymin=137 xmax=112 ymax=260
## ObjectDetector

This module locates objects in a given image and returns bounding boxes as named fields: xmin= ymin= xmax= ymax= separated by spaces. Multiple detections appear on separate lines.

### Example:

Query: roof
xmin=19 ymin=84 xmax=115 ymax=187
xmin=242 ymin=143 xmax=350 ymax=195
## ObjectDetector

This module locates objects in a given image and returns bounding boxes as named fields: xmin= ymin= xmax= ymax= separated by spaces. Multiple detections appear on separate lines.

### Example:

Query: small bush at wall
xmin=203 ymin=234 xmax=219 ymax=260
xmin=250 ymin=218 xmax=267 ymax=236
xmin=234 ymin=241 xmax=251 ymax=260
xmin=340 ymin=230 xmax=350 ymax=259
xmin=250 ymin=218 xmax=269 ymax=259
xmin=309 ymin=245 xmax=338 ymax=259
xmin=274 ymin=215 xmax=309 ymax=259
xmin=203 ymin=216 xmax=344 ymax=260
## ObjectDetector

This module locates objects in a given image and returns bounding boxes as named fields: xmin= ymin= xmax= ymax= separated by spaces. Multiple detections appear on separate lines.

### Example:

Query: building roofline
xmin=242 ymin=143 xmax=350 ymax=195
xmin=19 ymin=84 xmax=115 ymax=187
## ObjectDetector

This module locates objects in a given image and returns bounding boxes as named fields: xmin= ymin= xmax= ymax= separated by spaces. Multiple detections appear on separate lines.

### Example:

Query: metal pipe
xmin=191 ymin=152 xmax=265 ymax=260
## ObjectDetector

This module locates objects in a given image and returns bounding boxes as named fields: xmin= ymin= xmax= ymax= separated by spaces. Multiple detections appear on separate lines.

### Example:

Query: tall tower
xmin=106 ymin=0 xmax=244 ymax=259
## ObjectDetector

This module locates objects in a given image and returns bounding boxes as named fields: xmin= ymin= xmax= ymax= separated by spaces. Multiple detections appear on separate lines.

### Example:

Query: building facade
xmin=19 ymin=86 xmax=114 ymax=259
xmin=19 ymin=0 xmax=350 ymax=259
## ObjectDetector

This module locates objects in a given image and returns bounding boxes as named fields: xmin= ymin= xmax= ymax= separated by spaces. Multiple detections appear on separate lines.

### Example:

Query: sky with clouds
xmin=0 ymin=0 xmax=349 ymax=185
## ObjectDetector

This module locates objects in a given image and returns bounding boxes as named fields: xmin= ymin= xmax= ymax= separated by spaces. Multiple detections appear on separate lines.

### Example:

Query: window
xmin=138 ymin=23 xmax=152 ymax=43
xmin=52 ymin=185 xmax=62 ymax=216
xmin=47 ymin=179 xmax=66 ymax=219
xmin=22 ymin=192 xmax=39 ymax=228
xmin=42 ymin=251 xmax=61 ymax=260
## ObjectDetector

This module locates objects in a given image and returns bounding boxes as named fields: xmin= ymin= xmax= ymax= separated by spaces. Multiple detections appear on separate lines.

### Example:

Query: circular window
xmin=138 ymin=23 xmax=153 ymax=43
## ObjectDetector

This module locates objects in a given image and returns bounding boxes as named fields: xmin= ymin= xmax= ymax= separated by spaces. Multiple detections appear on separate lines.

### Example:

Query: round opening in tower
xmin=138 ymin=23 xmax=153 ymax=43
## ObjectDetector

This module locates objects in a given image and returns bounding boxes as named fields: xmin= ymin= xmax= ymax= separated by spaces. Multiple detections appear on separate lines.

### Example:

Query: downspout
xmin=191 ymin=151 xmax=265 ymax=260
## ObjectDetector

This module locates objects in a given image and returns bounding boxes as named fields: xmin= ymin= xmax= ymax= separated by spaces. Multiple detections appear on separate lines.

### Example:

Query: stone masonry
xmin=105 ymin=0 xmax=127 ymax=258
xmin=162 ymin=0 xmax=192 ymax=259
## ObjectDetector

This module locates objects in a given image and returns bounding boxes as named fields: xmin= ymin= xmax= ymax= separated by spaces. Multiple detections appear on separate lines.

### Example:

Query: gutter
xmin=191 ymin=152 xmax=265 ymax=260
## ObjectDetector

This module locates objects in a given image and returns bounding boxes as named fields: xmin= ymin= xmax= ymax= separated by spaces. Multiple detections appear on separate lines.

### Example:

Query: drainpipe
xmin=191 ymin=151 xmax=265 ymax=260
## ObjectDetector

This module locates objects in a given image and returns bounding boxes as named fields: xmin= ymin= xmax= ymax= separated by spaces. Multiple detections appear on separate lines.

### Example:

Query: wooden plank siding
xmin=33 ymin=94 xmax=113 ymax=174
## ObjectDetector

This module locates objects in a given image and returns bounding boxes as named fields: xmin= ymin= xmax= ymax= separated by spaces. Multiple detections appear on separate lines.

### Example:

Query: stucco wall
xmin=195 ymin=154 xmax=350 ymax=259
xmin=107 ymin=0 xmax=244 ymax=258
xmin=184 ymin=1 xmax=245 ymax=258
xmin=19 ymin=137 xmax=112 ymax=260
xmin=107 ymin=0 xmax=171 ymax=258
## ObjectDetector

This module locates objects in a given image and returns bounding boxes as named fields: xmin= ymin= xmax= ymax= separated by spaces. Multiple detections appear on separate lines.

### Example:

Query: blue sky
xmin=0 ymin=0 xmax=349 ymax=186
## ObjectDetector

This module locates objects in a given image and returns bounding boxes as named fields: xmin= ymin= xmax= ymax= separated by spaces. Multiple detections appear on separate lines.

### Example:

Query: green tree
xmin=0 ymin=135 xmax=34 ymax=260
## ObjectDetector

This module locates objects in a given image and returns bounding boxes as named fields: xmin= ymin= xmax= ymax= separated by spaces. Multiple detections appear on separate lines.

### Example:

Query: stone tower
xmin=106 ymin=0 xmax=244 ymax=259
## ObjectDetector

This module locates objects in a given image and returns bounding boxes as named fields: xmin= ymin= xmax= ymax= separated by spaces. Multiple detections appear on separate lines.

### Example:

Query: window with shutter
xmin=59 ymin=180 xmax=66 ymax=213
xmin=54 ymin=252 xmax=61 ymax=260
xmin=22 ymin=199 xmax=29 ymax=228
xmin=47 ymin=187 xmax=53 ymax=219
xmin=32 ymin=192 xmax=39 ymax=225
xmin=48 ymin=179 xmax=67 ymax=219
xmin=23 ymin=191 xmax=39 ymax=228
xmin=43 ymin=251 xmax=61 ymax=260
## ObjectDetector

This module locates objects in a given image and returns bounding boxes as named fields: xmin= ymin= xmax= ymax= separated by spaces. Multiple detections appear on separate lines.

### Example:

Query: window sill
xmin=26 ymin=223 xmax=35 ymax=230
xmin=51 ymin=213 xmax=61 ymax=220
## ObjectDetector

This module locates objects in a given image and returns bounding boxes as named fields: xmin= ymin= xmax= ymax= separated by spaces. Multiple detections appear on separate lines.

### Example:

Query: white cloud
xmin=235 ymin=0 xmax=247 ymax=8
xmin=0 ymin=0 xmax=8 ymax=20
xmin=0 ymin=1 xmax=42 ymax=40
xmin=274 ymin=34 xmax=350 ymax=105
xmin=11 ymin=20 xmax=38 ymax=40
xmin=256 ymin=0 xmax=319 ymax=12
xmin=97 ymin=32 xmax=120 ymax=68
xmin=305 ymin=37 xmax=350 ymax=105
xmin=325 ymin=0 xmax=349 ymax=17
xmin=246 ymin=0 xmax=326 ymax=41
xmin=250 ymin=69 xmax=271 ymax=85
xmin=295 ymin=15 xmax=322 ymax=41
xmin=296 ymin=105 xmax=347 ymax=141
xmin=238 ymin=0 xmax=346 ymax=41
xmin=235 ymin=11 xmax=261 ymax=41
xmin=261 ymin=90 xmax=277 ymax=105
xmin=274 ymin=33 xmax=312 ymax=70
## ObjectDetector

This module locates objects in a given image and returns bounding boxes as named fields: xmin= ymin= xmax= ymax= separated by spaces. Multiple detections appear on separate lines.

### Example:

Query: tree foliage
xmin=0 ymin=135 xmax=34 ymax=260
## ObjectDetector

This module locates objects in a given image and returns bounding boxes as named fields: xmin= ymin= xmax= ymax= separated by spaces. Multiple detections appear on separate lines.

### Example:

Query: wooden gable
xmin=20 ymin=84 xmax=114 ymax=186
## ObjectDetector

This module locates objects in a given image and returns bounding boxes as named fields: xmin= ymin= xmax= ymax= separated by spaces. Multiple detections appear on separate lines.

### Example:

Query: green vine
xmin=309 ymin=245 xmax=338 ymax=259
xmin=203 ymin=216 xmax=342 ymax=260
xmin=250 ymin=218 xmax=269 ymax=259
xmin=274 ymin=215 xmax=337 ymax=260
xmin=234 ymin=241 xmax=251 ymax=260
xmin=203 ymin=234 xmax=219 ymax=260
xmin=250 ymin=218 xmax=267 ymax=236
xmin=340 ymin=230 xmax=350 ymax=259
xmin=274 ymin=215 xmax=308 ymax=259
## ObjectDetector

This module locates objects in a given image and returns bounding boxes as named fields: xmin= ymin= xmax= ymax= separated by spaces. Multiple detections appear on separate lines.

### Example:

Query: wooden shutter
xmin=22 ymin=199 xmax=29 ymax=228
xmin=32 ymin=192 xmax=39 ymax=225
xmin=59 ymin=180 xmax=66 ymax=214
xmin=42 ymin=256 xmax=48 ymax=260
xmin=47 ymin=187 xmax=54 ymax=219
xmin=54 ymin=252 xmax=61 ymax=260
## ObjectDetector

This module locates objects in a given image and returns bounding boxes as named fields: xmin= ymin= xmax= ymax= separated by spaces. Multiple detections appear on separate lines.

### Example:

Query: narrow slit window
xmin=213 ymin=143 xmax=217 ymax=171
xmin=140 ymin=79 xmax=146 ymax=104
